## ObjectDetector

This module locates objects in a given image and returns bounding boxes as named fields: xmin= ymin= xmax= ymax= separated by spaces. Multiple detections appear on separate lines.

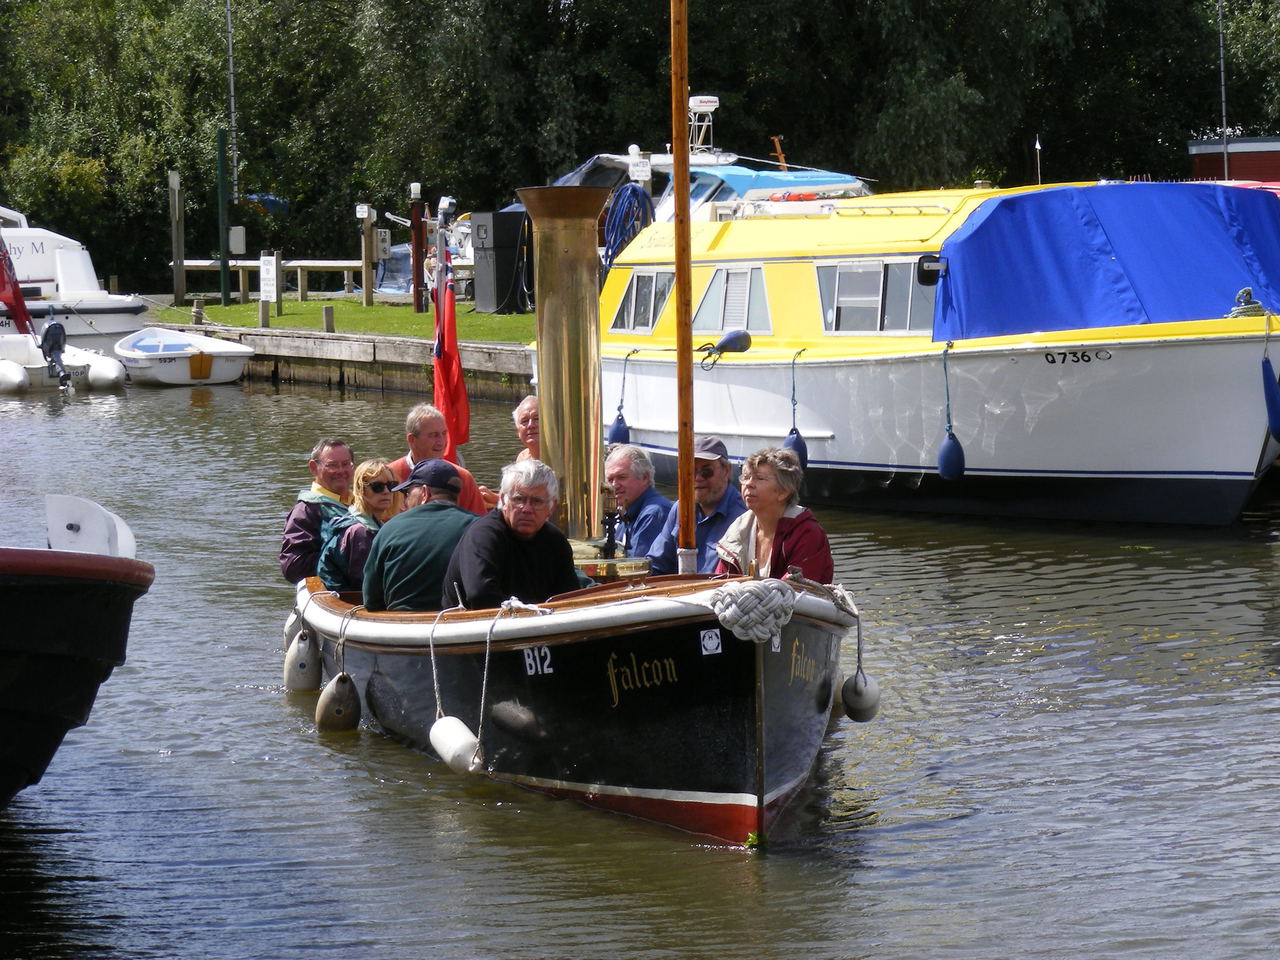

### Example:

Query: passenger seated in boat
xmin=389 ymin=402 xmax=495 ymax=513
xmin=512 ymin=395 xmax=540 ymax=462
xmin=605 ymin=444 xmax=671 ymax=559
xmin=317 ymin=458 xmax=403 ymax=593
xmin=441 ymin=459 xmax=580 ymax=609
xmin=279 ymin=438 xmax=355 ymax=583
xmin=362 ymin=459 xmax=477 ymax=611
xmin=645 ymin=436 xmax=746 ymax=574
xmin=714 ymin=447 xmax=833 ymax=583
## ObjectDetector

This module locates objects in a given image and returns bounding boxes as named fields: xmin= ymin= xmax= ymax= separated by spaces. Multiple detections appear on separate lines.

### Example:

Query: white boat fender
xmin=430 ymin=715 xmax=485 ymax=775
xmin=315 ymin=672 xmax=360 ymax=731
xmin=283 ymin=632 xmax=321 ymax=691
xmin=80 ymin=350 xmax=126 ymax=390
xmin=841 ymin=669 xmax=881 ymax=723
xmin=0 ymin=358 xmax=30 ymax=393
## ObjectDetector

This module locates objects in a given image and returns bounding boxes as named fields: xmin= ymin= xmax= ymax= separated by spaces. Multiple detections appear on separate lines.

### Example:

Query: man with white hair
xmin=512 ymin=394 xmax=539 ymax=461
xmin=604 ymin=444 xmax=671 ymax=559
xmin=441 ymin=459 xmax=581 ymax=609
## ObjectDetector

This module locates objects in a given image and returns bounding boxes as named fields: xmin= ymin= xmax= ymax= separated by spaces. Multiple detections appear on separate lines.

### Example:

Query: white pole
xmin=1035 ymin=135 xmax=1042 ymax=185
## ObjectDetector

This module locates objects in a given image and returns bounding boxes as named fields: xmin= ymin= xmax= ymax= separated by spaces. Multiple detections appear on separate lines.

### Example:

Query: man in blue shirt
xmin=605 ymin=444 xmax=672 ymax=559
xmin=646 ymin=436 xmax=745 ymax=574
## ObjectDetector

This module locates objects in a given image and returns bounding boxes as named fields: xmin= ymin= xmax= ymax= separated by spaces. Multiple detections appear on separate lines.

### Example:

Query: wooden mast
xmin=670 ymin=0 xmax=696 ymax=573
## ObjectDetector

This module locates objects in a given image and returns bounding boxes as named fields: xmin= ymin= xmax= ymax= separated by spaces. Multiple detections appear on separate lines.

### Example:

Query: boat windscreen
xmin=933 ymin=182 xmax=1280 ymax=340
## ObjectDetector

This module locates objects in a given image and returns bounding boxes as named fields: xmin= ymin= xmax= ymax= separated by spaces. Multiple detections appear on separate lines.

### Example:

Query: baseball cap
xmin=693 ymin=436 xmax=728 ymax=461
xmin=394 ymin=458 xmax=461 ymax=493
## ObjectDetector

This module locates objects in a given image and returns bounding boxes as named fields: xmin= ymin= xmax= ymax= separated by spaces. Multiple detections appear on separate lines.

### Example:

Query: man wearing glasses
xmin=362 ymin=459 xmax=477 ymax=611
xmin=280 ymin=437 xmax=356 ymax=583
xmin=441 ymin=459 xmax=581 ymax=609
xmin=645 ymin=436 xmax=746 ymax=575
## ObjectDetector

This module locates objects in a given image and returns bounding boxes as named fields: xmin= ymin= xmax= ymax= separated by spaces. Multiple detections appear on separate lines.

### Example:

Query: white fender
xmin=0 ymin=358 xmax=29 ymax=392
xmin=430 ymin=716 xmax=484 ymax=774
xmin=315 ymin=672 xmax=361 ymax=732
xmin=283 ymin=633 xmax=321 ymax=691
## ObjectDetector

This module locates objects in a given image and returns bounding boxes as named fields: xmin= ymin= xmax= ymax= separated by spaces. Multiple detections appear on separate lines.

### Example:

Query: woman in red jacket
xmin=713 ymin=447 xmax=834 ymax=583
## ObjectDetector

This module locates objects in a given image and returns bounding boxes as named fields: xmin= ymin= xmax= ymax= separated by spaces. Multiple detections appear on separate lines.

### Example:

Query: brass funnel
xmin=516 ymin=185 xmax=610 ymax=541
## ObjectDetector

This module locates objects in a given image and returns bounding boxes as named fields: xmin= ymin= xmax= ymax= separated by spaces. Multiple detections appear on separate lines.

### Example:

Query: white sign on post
xmin=260 ymin=251 xmax=278 ymax=305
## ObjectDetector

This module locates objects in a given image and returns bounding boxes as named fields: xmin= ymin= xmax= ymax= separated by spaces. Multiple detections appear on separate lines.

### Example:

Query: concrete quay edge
xmin=157 ymin=323 xmax=535 ymax=401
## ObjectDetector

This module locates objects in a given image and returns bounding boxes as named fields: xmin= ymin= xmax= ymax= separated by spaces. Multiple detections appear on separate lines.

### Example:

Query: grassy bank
xmin=146 ymin=296 xmax=537 ymax=343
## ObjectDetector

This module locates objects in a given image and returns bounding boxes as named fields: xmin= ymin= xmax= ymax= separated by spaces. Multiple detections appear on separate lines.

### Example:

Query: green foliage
xmin=0 ymin=0 xmax=1271 ymax=291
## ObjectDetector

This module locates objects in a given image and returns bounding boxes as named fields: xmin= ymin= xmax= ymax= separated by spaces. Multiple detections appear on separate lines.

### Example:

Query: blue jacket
xmin=645 ymin=485 xmax=746 ymax=574
xmin=617 ymin=485 xmax=672 ymax=559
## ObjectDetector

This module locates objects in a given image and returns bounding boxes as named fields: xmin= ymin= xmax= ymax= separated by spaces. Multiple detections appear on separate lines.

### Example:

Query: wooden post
xmin=169 ymin=170 xmax=186 ymax=306
xmin=360 ymin=207 xmax=375 ymax=307
xmin=322 ymin=305 xmax=335 ymax=333
xmin=191 ymin=297 xmax=205 ymax=324
xmin=258 ymin=299 xmax=270 ymax=327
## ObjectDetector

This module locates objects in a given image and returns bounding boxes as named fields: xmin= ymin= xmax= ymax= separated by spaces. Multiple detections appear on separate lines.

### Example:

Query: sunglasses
xmin=694 ymin=465 xmax=719 ymax=480
xmin=366 ymin=481 xmax=394 ymax=493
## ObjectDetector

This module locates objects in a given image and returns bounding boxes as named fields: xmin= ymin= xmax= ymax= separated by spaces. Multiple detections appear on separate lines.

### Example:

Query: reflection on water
xmin=2 ymin=382 xmax=1279 ymax=958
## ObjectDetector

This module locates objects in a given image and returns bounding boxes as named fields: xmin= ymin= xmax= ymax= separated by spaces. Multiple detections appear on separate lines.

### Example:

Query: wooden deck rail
xmin=176 ymin=259 xmax=361 ymax=302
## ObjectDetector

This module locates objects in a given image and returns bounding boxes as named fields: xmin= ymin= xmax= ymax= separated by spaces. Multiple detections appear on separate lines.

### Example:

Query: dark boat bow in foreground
xmin=0 ymin=496 xmax=154 ymax=805
xmin=292 ymin=572 xmax=858 ymax=844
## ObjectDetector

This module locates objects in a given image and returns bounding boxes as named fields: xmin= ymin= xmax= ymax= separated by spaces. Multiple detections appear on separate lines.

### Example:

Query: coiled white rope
xmin=709 ymin=578 xmax=797 ymax=644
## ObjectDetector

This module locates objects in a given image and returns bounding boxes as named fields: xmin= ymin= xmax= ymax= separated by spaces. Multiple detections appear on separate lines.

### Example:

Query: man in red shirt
xmin=389 ymin=402 xmax=492 ymax=513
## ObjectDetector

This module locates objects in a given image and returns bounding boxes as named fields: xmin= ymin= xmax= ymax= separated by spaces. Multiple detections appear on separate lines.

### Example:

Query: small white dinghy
xmin=113 ymin=327 xmax=254 ymax=386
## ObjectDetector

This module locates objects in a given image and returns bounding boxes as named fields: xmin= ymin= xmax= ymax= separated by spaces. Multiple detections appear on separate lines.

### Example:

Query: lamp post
xmin=410 ymin=182 xmax=426 ymax=314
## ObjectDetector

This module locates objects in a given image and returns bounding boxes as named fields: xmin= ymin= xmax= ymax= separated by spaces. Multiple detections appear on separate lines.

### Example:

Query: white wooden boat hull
xmin=114 ymin=327 xmax=254 ymax=386
xmin=604 ymin=331 xmax=1280 ymax=525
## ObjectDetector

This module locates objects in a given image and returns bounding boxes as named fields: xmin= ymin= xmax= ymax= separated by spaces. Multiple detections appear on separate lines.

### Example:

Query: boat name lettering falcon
xmin=606 ymin=650 xmax=679 ymax=708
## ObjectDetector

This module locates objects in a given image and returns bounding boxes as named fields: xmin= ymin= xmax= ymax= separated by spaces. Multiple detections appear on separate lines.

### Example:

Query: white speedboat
xmin=0 ymin=205 xmax=147 ymax=353
xmin=599 ymin=180 xmax=1280 ymax=526
xmin=113 ymin=327 xmax=254 ymax=386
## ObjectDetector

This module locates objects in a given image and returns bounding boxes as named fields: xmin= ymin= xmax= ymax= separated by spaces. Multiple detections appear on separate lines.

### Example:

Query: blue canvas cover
xmin=933 ymin=182 xmax=1280 ymax=341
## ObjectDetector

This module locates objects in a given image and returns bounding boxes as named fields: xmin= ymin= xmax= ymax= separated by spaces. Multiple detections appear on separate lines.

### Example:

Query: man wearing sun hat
xmin=645 ymin=436 xmax=746 ymax=575
xmin=362 ymin=458 xmax=477 ymax=611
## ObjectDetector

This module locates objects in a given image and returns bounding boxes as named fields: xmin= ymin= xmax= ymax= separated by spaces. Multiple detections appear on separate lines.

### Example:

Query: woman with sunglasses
xmin=318 ymin=458 xmax=404 ymax=592
xmin=713 ymin=447 xmax=833 ymax=583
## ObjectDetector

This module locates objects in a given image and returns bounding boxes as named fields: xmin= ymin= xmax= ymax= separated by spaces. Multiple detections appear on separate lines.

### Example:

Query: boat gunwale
xmin=296 ymin=574 xmax=856 ymax=649
xmin=0 ymin=547 xmax=156 ymax=589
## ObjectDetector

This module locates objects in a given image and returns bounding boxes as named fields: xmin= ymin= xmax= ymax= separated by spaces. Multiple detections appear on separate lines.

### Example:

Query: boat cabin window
xmin=817 ymin=259 xmax=935 ymax=334
xmin=611 ymin=269 xmax=675 ymax=332
xmin=692 ymin=266 xmax=770 ymax=332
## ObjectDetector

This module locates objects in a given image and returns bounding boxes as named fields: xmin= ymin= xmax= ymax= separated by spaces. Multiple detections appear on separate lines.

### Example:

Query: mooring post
xmin=322 ymin=305 xmax=335 ymax=333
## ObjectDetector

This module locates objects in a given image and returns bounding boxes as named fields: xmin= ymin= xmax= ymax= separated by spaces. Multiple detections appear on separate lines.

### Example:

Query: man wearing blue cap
xmin=362 ymin=458 xmax=477 ymax=611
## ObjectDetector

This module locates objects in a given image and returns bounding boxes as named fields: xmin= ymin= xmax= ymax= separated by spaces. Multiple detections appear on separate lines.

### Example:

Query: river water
xmin=2 ymin=381 xmax=1278 ymax=960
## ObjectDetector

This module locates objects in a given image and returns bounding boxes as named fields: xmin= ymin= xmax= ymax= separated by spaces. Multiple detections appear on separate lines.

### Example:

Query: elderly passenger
xmin=362 ymin=459 xmax=477 ymax=611
xmin=713 ymin=447 xmax=833 ymax=583
xmin=390 ymin=402 xmax=491 ymax=513
xmin=645 ymin=436 xmax=746 ymax=574
xmin=280 ymin=437 xmax=355 ymax=583
xmin=512 ymin=395 xmax=540 ymax=462
xmin=605 ymin=444 xmax=671 ymax=559
xmin=441 ymin=459 xmax=581 ymax=609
